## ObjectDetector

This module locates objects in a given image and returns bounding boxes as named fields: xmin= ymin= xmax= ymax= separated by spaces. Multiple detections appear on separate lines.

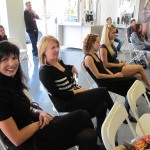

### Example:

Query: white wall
xmin=99 ymin=0 xmax=120 ymax=25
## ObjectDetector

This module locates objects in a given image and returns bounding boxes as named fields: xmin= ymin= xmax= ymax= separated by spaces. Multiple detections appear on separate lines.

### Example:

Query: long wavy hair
xmin=0 ymin=41 xmax=28 ymax=91
xmin=100 ymin=24 xmax=116 ymax=56
xmin=38 ymin=35 xmax=60 ymax=65
xmin=83 ymin=33 xmax=99 ymax=54
xmin=133 ymin=24 xmax=144 ymax=42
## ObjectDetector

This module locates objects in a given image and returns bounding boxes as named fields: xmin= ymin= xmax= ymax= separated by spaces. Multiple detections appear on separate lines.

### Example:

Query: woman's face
xmin=109 ymin=28 xmax=116 ymax=40
xmin=92 ymin=37 xmax=100 ymax=51
xmin=0 ymin=27 xmax=5 ymax=37
xmin=45 ymin=40 xmax=59 ymax=61
xmin=0 ymin=54 xmax=19 ymax=77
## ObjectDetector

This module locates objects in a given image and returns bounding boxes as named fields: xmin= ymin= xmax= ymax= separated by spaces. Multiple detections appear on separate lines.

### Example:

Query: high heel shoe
xmin=146 ymin=87 xmax=150 ymax=92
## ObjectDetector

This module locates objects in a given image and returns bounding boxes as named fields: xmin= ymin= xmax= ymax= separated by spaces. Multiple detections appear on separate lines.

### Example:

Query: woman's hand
xmin=72 ymin=66 xmax=78 ymax=78
xmin=113 ymin=72 xmax=123 ymax=78
xmin=39 ymin=111 xmax=53 ymax=129
xmin=73 ymin=88 xmax=86 ymax=95
xmin=119 ymin=61 xmax=126 ymax=67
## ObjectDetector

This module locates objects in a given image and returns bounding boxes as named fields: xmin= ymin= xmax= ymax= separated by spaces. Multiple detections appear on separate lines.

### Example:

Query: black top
xmin=39 ymin=59 xmax=80 ymax=109
xmin=0 ymin=35 xmax=8 ymax=41
xmin=24 ymin=9 xmax=39 ymax=33
xmin=0 ymin=73 xmax=32 ymax=149
xmin=100 ymin=44 xmax=122 ymax=73
xmin=84 ymin=53 xmax=112 ymax=87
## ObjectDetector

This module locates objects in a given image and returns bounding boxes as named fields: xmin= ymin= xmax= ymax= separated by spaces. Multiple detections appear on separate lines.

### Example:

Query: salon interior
xmin=0 ymin=0 xmax=150 ymax=149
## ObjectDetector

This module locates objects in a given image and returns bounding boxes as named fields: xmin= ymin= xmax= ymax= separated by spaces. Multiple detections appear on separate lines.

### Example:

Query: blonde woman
xmin=83 ymin=33 xmax=138 ymax=122
xmin=100 ymin=24 xmax=150 ymax=91
xmin=38 ymin=35 xmax=114 ymax=145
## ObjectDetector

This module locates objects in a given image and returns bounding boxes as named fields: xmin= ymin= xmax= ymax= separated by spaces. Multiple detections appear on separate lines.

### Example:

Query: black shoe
xmin=123 ymin=116 xmax=137 ymax=124
xmin=129 ymin=116 xmax=137 ymax=123
xmin=143 ymin=91 xmax=150 ymax=102
xmin=117 ymin=50 xmax=122 ymax=53
xmin=97 ymin=144 xmax=106 ymax=150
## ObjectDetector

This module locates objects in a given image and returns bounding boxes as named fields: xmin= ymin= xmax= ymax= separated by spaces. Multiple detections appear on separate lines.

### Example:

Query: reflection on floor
xmin=1 ymin=44 xmax=150 ymax=150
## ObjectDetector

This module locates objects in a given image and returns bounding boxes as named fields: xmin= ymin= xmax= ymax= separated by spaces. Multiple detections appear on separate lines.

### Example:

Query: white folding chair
xmin=127 ymin=37 xmax=148 ymax=65
xmin=101 ymin=102 xmax=137 ymax=150
xmin=81 ymin=61 xmax=97 ymax=89
xmin=127 ymin=80 xmax=150 ymax=137
xmin=8 ymin=37 xmax=32 ymax=66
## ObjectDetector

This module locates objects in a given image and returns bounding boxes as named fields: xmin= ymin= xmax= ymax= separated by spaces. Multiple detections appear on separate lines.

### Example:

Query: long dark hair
xmin=134 ymin=24 xmax=144 ymax=41
xmin=0 ymin=41 xmax=28 ymax=91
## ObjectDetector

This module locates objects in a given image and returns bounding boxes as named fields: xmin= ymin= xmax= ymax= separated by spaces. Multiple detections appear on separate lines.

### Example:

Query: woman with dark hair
xmin=131 ymin=23 xmax=150 ymax=51
xmin=0 ymin=25 xmax=8 ymax=41
xmin=83 ymin=33 xmax=137 ymax=123
xmin=0 ymin=41 xmax=99 ymax=150
xmin=38 ymin=35 xmax=114 ymax=145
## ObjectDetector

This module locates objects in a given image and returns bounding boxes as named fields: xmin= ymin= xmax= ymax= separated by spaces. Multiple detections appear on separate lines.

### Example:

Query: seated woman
xmin=99 ymin=24 xmax=150 ymax=91
xmin=38 ymin=35 xmax=114 ymax=143
xmin=0 ymin=25 xmax=8 ymax=41
xmin=83 ymin=33 xmax=137 ymax=122
xmin=0 ymin=41 xmax=98 ymax=150
xmin=131 ymin=23 xmax=150 ymax=51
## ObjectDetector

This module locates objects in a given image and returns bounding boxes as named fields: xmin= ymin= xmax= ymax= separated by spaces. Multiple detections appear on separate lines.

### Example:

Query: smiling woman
xmin=0 ymin=40 xmax=99 ymax=150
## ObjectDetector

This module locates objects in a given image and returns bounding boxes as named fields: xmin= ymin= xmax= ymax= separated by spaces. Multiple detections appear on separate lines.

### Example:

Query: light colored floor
xmin=0 ymin=44 xmax=150 ymax=150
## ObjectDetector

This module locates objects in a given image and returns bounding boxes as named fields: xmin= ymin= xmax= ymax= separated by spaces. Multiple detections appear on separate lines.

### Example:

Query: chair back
xmin=81 ymin=61 xmax=97 ymax=89
xmin=101 ymin=102 xmax=137 ymax=150
xmin=8 ymin=37 xmax=23 ymax=49
xmin=8 ymin=37 xmax=31 ymax=65
xmin=127 ymin=80 xmax=150 ymax=136
xmin=127 ymin=80 xmax=150 ymax=118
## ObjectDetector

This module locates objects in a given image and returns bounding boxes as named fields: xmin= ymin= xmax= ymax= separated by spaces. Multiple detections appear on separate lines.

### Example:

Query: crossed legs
xmin=122 ymin=64 xmax=150 ymax=90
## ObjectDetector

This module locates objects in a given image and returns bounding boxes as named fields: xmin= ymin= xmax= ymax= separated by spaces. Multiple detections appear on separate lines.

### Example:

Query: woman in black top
xmin=83 ymin=33 xmax=137 ymax=122
xmin=0 ymin=41 xmax=99 ymax=150
xmin=100 ymin=24 xmax=150 ymax=91
xmin=0 ymin=25 xmax=8 ymax=41
xmin=38 ymin=35 xmax=114 ymax=143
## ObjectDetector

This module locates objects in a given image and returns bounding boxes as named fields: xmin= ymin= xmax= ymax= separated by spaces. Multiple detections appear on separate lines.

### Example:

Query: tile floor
xmin=0 ymin=44 xmax=150 ymax=150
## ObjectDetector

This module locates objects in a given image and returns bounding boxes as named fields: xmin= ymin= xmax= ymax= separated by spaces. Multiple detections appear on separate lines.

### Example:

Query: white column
xmin=1 ymin=0 xmax=26 ymax=49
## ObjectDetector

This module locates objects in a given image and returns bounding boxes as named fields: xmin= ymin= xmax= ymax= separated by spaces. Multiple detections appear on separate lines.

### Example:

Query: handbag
xmin=134 ymin=59 xmax=147 ymax=69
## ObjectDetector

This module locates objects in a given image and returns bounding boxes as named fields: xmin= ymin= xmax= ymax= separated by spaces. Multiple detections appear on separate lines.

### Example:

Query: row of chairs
xmin=102 ymin=80 xmax=150 ymax=150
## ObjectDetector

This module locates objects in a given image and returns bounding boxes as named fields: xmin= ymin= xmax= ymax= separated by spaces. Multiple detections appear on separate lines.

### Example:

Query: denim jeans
xmin=143 ymin=44 xmax=150 ymax=51
xmin=28 ymin=30 xmax=38 ymax=56
xmin=114 ymin=37 xmax=124 ymax=51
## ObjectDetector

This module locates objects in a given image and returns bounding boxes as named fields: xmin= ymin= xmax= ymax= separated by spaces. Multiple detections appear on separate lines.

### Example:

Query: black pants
xmin=33 ymin=110 xmax=97 ymax=150
xmin=97 ymin=77 xmax=136 ymax=114
xmin=55 ymin=87 xmax=114 ymax=142
xmin=28 ymin=30 xmax=38 ymax=56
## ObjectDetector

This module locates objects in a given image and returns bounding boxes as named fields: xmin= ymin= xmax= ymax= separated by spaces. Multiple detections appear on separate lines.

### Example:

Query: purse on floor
xmin=134 ymin=59 xmax=147 ymax=69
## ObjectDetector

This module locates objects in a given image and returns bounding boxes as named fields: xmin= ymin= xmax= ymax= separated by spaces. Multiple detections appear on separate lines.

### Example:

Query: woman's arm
xmin=100 ymin=47 xmax=125 ymax=68
xmin=0 ymin=117 xmax=40 ymax=146
xmin=84 ymin=56 xmax=123 ymax=79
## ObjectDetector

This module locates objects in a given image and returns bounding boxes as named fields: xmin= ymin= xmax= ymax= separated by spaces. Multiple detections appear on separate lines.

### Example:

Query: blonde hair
xmin=83 ymin=33 xmax=99 ymax=54
xmin=38 ymin=35 xmax=60 ymax=65
xmin=100 ymin=24 xmax=116 ymax=56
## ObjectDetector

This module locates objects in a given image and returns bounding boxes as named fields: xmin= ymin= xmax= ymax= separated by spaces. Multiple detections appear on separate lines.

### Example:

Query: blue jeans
xmin=114 ymin=37 xmax=124 ymax=51
xmin=143 ymin=44 xmax=150 ymax=51
xmin=28 ymin=30 xmax=38 ymax=56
